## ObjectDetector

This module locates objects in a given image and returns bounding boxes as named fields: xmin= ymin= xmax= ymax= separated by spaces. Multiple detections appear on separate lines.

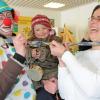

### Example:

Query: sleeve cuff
xmin=13 ymin=53 xmax=26 ymax=64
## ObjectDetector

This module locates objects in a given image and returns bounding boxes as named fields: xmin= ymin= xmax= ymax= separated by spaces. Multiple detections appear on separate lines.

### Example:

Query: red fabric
xmin=31 ymin=14 xmax=51 ymax=29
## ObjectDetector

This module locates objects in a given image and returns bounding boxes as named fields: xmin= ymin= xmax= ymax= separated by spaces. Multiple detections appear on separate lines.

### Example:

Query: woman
xmin=49 ymin=5 xmax=100 ymax=100
xmin=79 ymin=5 xmax=100 ymax=51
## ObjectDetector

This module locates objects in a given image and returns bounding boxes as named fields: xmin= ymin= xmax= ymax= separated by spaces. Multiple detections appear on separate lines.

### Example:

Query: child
xmin=27 ymin=14 xmax=62 ymax=100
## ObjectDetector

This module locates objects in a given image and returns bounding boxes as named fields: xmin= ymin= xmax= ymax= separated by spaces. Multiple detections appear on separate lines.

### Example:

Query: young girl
xmin=27 ymin=14 xmax=62 ymax=100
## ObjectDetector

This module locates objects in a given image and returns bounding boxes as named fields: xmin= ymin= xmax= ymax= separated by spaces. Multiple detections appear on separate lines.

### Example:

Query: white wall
xmin=10 ymin=2 xmax=100 ymax=40
xmin=10 ymin=5 xmax=61 ymax=28
xmin=61 ymin=2 xmax=99 ymax=41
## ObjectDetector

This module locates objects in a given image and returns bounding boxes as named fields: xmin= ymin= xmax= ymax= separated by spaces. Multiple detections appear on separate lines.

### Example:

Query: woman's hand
xmin=49 ymin=40 xmax=67 ymax=58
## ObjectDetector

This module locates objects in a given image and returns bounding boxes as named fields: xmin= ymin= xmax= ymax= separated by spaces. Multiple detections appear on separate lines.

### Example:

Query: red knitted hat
xmin=31 ymin=14 xmax=51 ymax=29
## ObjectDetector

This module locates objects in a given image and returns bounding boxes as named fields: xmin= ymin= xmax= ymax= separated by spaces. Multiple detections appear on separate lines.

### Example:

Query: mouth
xmin=1 ymin=26 xmax=12 ymax=32
xmin=90 ymin=28 xmax=99 ymax=33
xmin=2 ymin=26 xmax=11 ymax=29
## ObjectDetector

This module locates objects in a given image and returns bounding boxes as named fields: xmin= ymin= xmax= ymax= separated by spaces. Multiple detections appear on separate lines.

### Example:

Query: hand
xmin=13 ymin=34 xmax=27 ymax=57
xmin=43 ymin=77 xmax=58 ymax=94
xmin=31 ymin=48 xmax=41 ymax=59
xmin=49 ymin=40 xmax=67 ymax=57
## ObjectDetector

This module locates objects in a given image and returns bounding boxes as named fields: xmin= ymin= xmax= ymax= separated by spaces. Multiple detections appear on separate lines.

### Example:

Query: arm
xmin=0 ymin=34 xmax=27 ymax=99
xmin=50 ymin=40 xmax=100 ymax=97
xmin=61 ymin=51 xmax=100 ymax=97
xmin=0 ymin=55 xmax=24 ymax=99
xmin=58 ymin=58 xmax=72 ymax=100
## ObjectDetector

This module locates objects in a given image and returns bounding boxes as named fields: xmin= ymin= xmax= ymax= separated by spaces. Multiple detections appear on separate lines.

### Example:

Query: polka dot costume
xmin=5 ymin=73 xmax=36 ymax=100
xmin=0 ymin=38 xmax=36 ymax=100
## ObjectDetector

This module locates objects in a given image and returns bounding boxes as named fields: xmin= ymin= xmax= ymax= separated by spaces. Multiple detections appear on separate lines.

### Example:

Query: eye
xmin=0 ymin=16 xmax=4 ymax=20
xmin=43 ymin=27 xmax=47 ymax=29
xmin=6 ymin=12 xmax=13 ymax=19
xmin=0 ymin=14 xmax=4 ymax=20
xmin=97 ymin=17 xmax=100 ymax=21
xmin=35 ymin=29 xmax=40 ymax=31
xmin=7 ymin=14 xmax=13 ymax=19
xmin=90 ymin=16 xmax=100 ymax=21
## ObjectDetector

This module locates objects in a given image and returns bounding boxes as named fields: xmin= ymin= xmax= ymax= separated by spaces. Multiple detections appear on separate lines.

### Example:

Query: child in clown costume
xmin=0 ymin=1 xmax=36 ymax=100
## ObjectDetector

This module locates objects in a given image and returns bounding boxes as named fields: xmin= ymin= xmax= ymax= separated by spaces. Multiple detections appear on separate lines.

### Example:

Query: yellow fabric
xmin=59 ymin=25 xmax=78 ymax=53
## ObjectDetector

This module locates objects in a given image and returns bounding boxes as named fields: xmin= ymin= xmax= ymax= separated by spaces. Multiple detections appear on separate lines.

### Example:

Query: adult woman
xmin=49 ymin=5 xmax=100 ymax=100
xmin=79 ymin=5 xmax=100 ymax=51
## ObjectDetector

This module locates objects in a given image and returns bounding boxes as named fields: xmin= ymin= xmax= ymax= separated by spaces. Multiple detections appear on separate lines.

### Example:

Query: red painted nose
xmin=3 ymin=18 xmax=12 ymax=26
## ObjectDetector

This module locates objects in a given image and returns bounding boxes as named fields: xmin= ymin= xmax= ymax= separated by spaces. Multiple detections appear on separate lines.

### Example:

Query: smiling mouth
xmin=2 ymin=26 xmax=12 ymax=31
xmin=0 ymin=27 xmax=12 ymax=33
xmin=90 ymin=28 xmax=99 ymax=32
xmin=2 ymin=26 xmax=11 ymax=29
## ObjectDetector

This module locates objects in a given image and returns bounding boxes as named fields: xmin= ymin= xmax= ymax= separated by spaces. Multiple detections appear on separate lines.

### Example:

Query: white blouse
xmin=58 ymin=50 xmax=100 ymax=100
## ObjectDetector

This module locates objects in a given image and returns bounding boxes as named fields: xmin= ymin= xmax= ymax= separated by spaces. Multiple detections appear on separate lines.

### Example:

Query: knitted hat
xmin=0 ymin=0 xmax=13 ymax=13
xmin=31 ymin=14 xmax=51 ymax=29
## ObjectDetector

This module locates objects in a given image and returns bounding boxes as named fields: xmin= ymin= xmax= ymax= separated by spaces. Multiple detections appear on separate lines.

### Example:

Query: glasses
xmin=88 ymin=16 xmax=100 ymax=22
xmin=0 ymin=11 xmax=13 ymax=25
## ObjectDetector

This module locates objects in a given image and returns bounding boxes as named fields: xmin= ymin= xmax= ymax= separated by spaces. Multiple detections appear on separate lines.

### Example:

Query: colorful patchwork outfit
xmin=0 ymin=37 xmax=36 ymax=100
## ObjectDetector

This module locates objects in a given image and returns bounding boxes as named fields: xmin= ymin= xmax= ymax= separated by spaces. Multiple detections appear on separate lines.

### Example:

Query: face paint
xmin=0 ymin=11 xmax=13 ymax=37
xmin=0 ymin=24 xmax=13 ymax=35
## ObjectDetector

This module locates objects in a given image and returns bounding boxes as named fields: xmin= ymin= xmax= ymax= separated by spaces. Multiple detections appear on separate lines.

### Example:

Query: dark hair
xmin=91 ymin=5 xmax=100 ymax=16
xmin=11 ymin=9 xmax=15 ymax=19
xmin=79 ymin=5 xmax=100 ymax=51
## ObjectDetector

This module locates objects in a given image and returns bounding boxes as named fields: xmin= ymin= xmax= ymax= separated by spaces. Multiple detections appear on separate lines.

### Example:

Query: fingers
xmin=13 ymin=34 xmax=27 ymax=57
xmin=13 ymin=34 xmax=27 ymax=44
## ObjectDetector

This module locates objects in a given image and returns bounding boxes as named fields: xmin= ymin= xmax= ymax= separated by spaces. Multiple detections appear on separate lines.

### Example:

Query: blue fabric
xmin=0 ymin=0 xmax=13 ymax=13
xmin=36 ymin=87 xmax=56 ymax=100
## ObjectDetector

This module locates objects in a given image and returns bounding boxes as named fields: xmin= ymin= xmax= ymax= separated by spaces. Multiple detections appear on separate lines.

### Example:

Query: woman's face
xmin=88 ymin=8 xmax=100 ymax=42
xmin=34 ymin=24 xmax=50 ymax=39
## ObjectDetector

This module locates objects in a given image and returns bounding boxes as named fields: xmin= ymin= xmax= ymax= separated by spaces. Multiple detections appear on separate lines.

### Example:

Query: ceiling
xmin=5 ymin=0 xmax=97 ymax=11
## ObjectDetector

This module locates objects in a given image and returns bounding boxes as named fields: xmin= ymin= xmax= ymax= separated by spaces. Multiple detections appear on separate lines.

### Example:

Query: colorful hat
xmin=0 ymin=0 xmax=13 ymax=13
xmin=31 ymin=14 xmax=51 ymax=29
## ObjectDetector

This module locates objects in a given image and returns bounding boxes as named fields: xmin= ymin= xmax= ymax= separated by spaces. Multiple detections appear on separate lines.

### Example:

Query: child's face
xmin=34 ymin=24 xmax=50 ymax=39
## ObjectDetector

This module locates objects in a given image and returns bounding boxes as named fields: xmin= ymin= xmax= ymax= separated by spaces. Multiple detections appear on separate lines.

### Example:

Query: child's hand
xmin=32 ymin=48 xmax=41 ymax=59
xmin=43 ymin=77 xmax=58 ymax=94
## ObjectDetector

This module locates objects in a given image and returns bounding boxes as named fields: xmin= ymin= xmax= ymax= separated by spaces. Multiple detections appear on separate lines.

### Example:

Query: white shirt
xmin=58 ymin=50 xmax=100 ymax=100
